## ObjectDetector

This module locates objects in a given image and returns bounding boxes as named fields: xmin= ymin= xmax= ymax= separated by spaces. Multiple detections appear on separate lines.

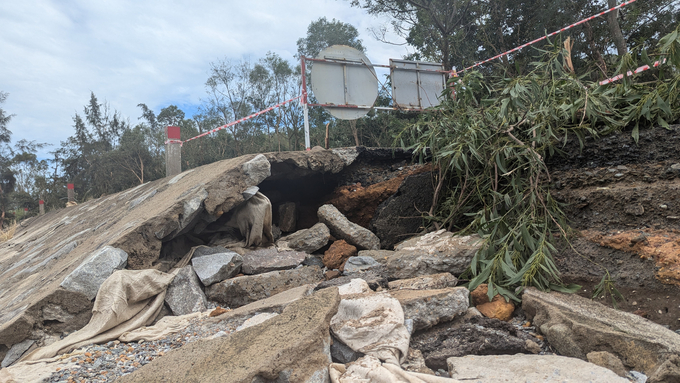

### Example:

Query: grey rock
xmin=206 ymin=266 xmax=324 ymax=308
xmin=331 ymin=335 xmax=363 ymax=364
xmin=191 ymin=249 xmax=243 ymax=286
xmin=1 ymin=339 xmax=35 ymax=368
xmin=523 ymin=287 xmax=680 ymax=375
xmin=628 ymin=371 xmax=648 ymax=383
xmin=242 ymin=186 xmax=260 ymax=201
xmin=343 ymin=256 xmax=383 ymax=274
xmin=331 ymin=148 xmax=359 ymax=166
xmin=60 ymin=246 xmax=128 ymax=300
xmin=278 ymin=202 xmax=297 ymax=232
xmin=386 ymin=230 xmax=482 ymax=279
xmin=318 ymin=204 xmax=380 ymax=250
xmin=277 ymin=223 xmax=330 ymax=253
xmin=447 ymin=354 xmax=629 ymax=382
xmin=117 ymin=288 xmax=340 ymax=383
xmin=42 ymin=304 xmax=76 ymax=323
xmin=388 ymin=273 xmax=458 ymax=291
xmin=587 ymin=351 xmax=627 ymax=377
xmin=370 ymin=171 xmax=434 ymax=249
xmin=241 ymin=248 xmax=306 ymax=275
xmin=241 ymin=154 xmax=271 ymax=186
xmin=389 ymin=287 xmax=469 ymax=331
xmin=164 ymin=265 xmax=208 ymax=316
xmin=357 ymin=250 xmax=395 ymax=264
xmin=302 ymin=254 xmax=325 ymax=268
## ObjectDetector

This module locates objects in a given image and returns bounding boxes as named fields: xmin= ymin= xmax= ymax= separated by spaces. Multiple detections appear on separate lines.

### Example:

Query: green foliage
xmin=296 ymin=17 xmax=365 ymax=59
xmin=408 ymin=27 xmax=680 ymax=298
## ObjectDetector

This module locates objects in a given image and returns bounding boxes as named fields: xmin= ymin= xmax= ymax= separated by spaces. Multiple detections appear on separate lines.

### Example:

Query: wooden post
xmin=39 ymin=200 xmax=44 ymax=215
xmin=165 ymin=126 xmax=182 ymax=177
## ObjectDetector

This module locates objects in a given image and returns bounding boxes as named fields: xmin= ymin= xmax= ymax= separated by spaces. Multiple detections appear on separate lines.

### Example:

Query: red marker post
xmin=39 ymin=200 xmax=44 ymax=215
xmin=165 ymin=126 xmax=182 ymax=177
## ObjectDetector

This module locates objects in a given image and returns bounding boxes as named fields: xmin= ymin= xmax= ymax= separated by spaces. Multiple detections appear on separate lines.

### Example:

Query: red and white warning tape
xmin=457 ymin=0 xmax=638 ymax=74
xmin=168 ymin=95 xmax=303 ymax=146
xmin=598 ymin=59 xmax=666 ymax=85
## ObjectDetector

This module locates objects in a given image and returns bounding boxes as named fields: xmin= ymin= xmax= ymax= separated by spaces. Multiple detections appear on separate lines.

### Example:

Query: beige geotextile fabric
xmin=330 ymin=292 xmax=411 ymax=366
xmin=0 ymin=352 xmax=82 ymax=383
xmin=21 ymin=268 xmax=179 ymax=362
xmin=226 ymin=191 xmax=274 ymax=247
xmin=329 ymin=356 xmax=460 ymax=383
xmin=119 ymin=311 xmax=205 ymax=342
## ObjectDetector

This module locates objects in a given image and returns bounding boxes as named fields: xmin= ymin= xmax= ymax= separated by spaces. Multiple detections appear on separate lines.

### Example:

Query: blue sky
xmin=0 ymin=0 xmax=411 ymax=157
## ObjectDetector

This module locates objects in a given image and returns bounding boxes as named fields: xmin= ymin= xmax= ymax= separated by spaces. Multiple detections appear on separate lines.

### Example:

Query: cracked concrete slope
xmin=0 ymin=149 xmax=348 ymax=355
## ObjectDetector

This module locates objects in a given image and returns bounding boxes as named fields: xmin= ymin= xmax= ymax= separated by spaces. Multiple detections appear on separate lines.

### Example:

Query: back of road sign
xmin=391 ymin=59 xmax=445 ymax=109
xmin=310 ymin=45 xmax=378 ymax=120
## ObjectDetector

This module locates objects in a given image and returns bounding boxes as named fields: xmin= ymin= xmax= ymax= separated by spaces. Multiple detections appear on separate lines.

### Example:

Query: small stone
xmin=470 ymin=284 xmax=515 ymax=321
xmin=325 ymin=270 xmax=341 ymax=280
xmin=525 ymin=340 xmax=541 ymax=354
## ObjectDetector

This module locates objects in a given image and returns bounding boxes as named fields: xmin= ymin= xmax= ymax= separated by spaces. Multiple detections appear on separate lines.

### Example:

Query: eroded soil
xmin=549 ymin=125 xmax=680 ymax=329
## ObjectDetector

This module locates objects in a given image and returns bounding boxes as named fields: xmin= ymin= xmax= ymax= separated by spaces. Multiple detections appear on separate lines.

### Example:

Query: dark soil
xmin=547 ymin=125 xmax=680 ymax=330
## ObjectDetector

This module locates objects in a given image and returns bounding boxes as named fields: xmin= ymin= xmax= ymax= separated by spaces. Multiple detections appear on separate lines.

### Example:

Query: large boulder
xmin=59 ymin=246 xmax=128 ymax=300
xmin=277 ymin=222 xmax=331 ymax=254
xmin=522 ymin=287 xmax=680 ymax=375
xmin=190 ymin=248 xmax=243 ymax=286
xmin=241 ymin=248 xmax=306 ymax=275
xmin=447 ymin=354 xmax=629 ymax=382
xmin=388 ymin=287 xmax=469 ymax=331
xmin=118 ymin=287 xmax=341 ymax=383
xmin=206 ymin=266 xmax=324 ymax=308
xmin=164 ymin=265 xmax=208 ymax=316
xmin=386 ymin=230 xmax=482 ymax=279
xmin=318 ymin=204 xmax=380 ymax=250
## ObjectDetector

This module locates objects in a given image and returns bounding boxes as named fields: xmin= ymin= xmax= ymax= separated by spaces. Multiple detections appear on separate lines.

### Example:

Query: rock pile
xmin=3 ymin=144 xmax=680 ymax=382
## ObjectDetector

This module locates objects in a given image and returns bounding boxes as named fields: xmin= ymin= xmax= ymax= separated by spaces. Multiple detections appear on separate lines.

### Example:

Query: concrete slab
xmin=0 ymin=150 xmax=348 ymax=350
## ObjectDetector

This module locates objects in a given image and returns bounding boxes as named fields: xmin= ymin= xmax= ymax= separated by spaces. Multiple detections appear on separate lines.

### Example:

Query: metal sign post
xmin=301 ymin=57 xmax=311 ymax=150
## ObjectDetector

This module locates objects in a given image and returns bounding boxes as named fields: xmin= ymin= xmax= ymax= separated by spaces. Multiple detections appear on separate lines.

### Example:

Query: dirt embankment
xmin=548 ymin=125 xmax=680 ymax=328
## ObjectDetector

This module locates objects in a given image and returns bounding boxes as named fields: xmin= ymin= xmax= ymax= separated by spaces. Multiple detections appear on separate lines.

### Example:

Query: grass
xmin=0 ymin=221 xmax=17 ymax=243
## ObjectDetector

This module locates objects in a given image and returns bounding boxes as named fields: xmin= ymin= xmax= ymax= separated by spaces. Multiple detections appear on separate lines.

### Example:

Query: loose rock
xmin=277 ymin=222 xmax=330 ymax=254
xmin=191 ymin=248 xmax=243 ymax=286
xmin=164 ymin=265 xmax=208 ymax=316
xmin=60 ymin=246 xmax=128 ymax=300
xmin=206 ymin=266 xmax=324 ymax=308
xmin=241 ymin=248 xmax=306 ymax=274
xmin=389 ymin=287 xmax=469 ymax=331
xmin=387 ymin=273 xmax=458 ymax=291
xmin=318 ymin=204 xmax=380 ymax=250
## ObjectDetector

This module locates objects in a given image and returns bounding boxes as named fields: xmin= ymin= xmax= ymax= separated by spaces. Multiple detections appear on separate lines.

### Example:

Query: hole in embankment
xmin=153 ymin=150 xmax=433 ymax=268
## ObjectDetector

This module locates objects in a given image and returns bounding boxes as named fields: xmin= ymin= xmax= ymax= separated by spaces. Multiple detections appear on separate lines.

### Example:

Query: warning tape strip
xmin=598 ymin=59 xmax=666 ymax=85
xmin=457 ymin=0 xmax=638 ymax=74
xmin=169 ymin=95 xmax=303 ymax=146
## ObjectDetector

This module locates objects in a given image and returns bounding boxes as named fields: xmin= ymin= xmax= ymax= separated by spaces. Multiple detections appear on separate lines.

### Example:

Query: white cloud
xmin=0 ymin=0 xmax=411 ymax=157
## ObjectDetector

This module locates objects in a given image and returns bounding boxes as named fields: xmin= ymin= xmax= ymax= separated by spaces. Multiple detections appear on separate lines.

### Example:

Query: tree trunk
xmin=583 ymin=21 xmax=608 ymax=76
xmin=607 ymin=0 xmax=627 ymax=56
xmin=350 ymin=120 xmax=360 ymax=147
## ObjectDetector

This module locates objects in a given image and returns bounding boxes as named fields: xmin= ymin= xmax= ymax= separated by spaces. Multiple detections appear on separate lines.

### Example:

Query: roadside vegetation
xmin=405 ymin=25 xmax=680 ymax=300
